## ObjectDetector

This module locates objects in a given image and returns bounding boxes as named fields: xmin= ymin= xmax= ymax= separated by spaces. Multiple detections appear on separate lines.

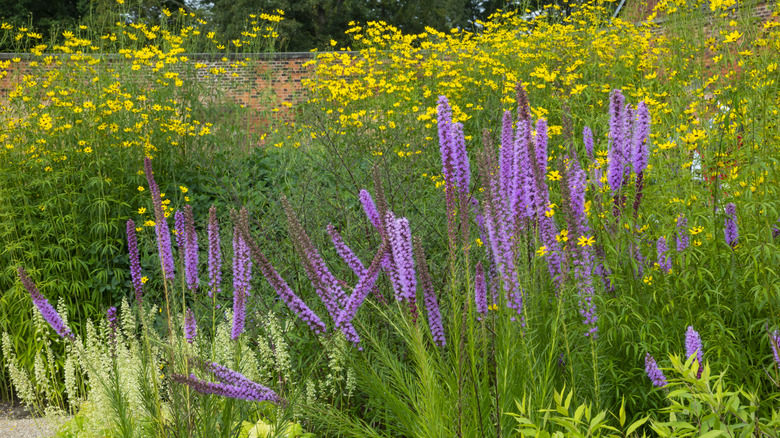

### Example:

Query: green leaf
xmin=626 ymin=417 xmax=649 ymax=437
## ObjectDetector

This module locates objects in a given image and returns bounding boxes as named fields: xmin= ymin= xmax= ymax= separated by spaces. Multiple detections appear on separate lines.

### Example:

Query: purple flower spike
xmin=231 ymin=226 xmax=251 ymax=340
xmin=237 ymin=209 xmax=326 ymax=334
xmin=685 ymin=326 xmax=703 ymax=378
xmin=359 ymin=189 xmax=382 ymax=232
xmin=232 ymin=226 xmax=252 ymax=297
xmin=632 ymin=101 xmax=651 ymax=174
xmin=676 ymin=215 xmax=689 ymax=252
xmin=144 ymin=157 xmax=175 ymax=281
xmin=607 ymin=90 xmax=625 ymax=191
xmin=724 ymin=203 xmax=738 ymax=248
xmin=127 ymin=220 xmax=144 ymax=308
xmin=207 ymin=206 xmax=222 ymax=298
xmin=475 ymin=262 xmax=487 ymax=315
xmin=185 ymin=308 xmax=197 ymax=343
xmin=437 ymin=96 xmax=470 ymax=194
xmin=18 ymin=267 xmax=74 ymax=340
xmin=336 ymin=243 xmax=387 ymax=345
xmin=645 ymin=353 xmax=667 ymax=387
xmin=657 ymin=236 xmax=671 ymax=273
xmin=413 ymin=237 xmax=445 ymax=347
xmin=326 ymin=224 xmax=366 ymax=278
xmin=172 ymin=360 xmax=277 ymax=403
xmin=388 ymin=216 xmax=416 ymax=303
xmin=107 ymin=306 xmax=118 ymax=357
xmin=583 ymin=126 xmax=594 ymax=161
xmin=534 ymin=119 xmax=548 ymax=179
xmin=184 ymin=205 xmax=199 ymax=292
xmin=174 ymin=210 xmax=186 ymax=250
xmin=770 ymin=331 xmax=780 ymax=369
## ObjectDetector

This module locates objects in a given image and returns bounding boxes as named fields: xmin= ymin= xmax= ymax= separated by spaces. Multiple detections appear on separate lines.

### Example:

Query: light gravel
xmin=1 ymin=403 xmax=69 ymax=438
xmin=0 ymin=416 xmax=66 ymax=438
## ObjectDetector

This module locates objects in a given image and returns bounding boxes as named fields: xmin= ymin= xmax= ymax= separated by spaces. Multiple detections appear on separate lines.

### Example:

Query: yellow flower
xmin=577 ymin=235 xmax=595 ymax=247
xmin=488 ymin=304 xmax=498 ymax=311
xmin=179 ymin=185 xmax=188 ymax=193
xmin=83 ymin=147 xmax=93 ymax=153
xmin=144 ymin=220 xmax=155 ymax=227
xmin=138 ymin=186 xmax=145 ymax=191
xmin=643 ymin=275 xmax=653 ymax=285
xmin=138 ymin=207 xmax=147 ymax=214
xmin=547 ymin=170 xmax=562 ymax=181
xmin=555 ymin=229 xmax=569 ymax=243
xmin=475 ymin=238 xmax=483 ymax=247
xmin=723 ymin=30 xmax=742 ymax=43
xmin=536 ymin=245 xmax=549 ymax=257
xmin=141 ymin=276 xmax=148 ymax=284
xmin=689 ymin=226 xmax=704 ymax=235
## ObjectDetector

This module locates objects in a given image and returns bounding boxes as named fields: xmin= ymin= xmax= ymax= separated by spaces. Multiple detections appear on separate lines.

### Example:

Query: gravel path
xmin=0 ymin=417 xmax=64 ymax=438
xmin=0 ymin=403 xmax=68 ymax=438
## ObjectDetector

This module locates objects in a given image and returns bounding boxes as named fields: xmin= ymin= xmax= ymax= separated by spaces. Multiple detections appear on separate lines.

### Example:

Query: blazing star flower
xmin=127 ymin=220 xmax=144 ymax=307
xmin=107 ymin=306 xmax=118 ymax=358
xmin=18 ymin=267 xmax=74 ymax=340
xmin=144 ymin=157 xmax=175 ymax=281
xmin=359 ymin=189 xmax=382 ymax=231
xmin=657 ymin=236 xmax=671 ymax=273
xmin=413 ymin=237 xmax=445 ymax=347
xmin=685 ymin=325 xmax=703 ymax=379
xmin=475 ymin=262 xmax=488 ymax=316
xmin=724 ymin=203 xmax=738 ymax=247
xmin=770 ymin=331 xmax=780 ymax=369
xmin=184 ymin=308 xmax=197 ymax=343
xmin=632 ymin=101 xmax=651 ymax=174
xmin=174 ymin=210 xmax=186 ymax=250
xmin=437 ymin=95 xmax=470 ymax=194
xmin=172 ymin=360 xmax=276 ymax=403
xmin=184 ymin=205 xmax=199 ymax=292
xmin=607 ymin=90 xmax=626 ymax=191
xmin=237 ymin=209 xmax=326 ymax=334
xmin=645 ymin=353 xmax=667 ymax=387
xmin=207 ymin=206 xmax=222 ymax=298
xmin=676 ymin=215 xmax=689 ymax=252
xmin=583 ymin=126 xmax=594 ymax=161
xmin=388 ymin=215 xmax=416 ymax=303
xmin=336 ymin=243 xmax=387 ymax=345
xmin=326 ymin=224 xmax=366 ymax=279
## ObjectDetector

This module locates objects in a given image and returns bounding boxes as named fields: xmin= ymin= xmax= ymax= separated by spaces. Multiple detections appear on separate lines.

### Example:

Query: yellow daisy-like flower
xmin=144 ymin=220 xmax=155 ymax=227
xmin=643 ymin=275 xmax=652 ymax=285
xmin=179 ymin=185 xmax=188 ymax=193
xmin=577 ymin=235 xmax=595 ymax=247
xmin=138 ymin=207 xmax=147 ymax=214
xmin=488 ymin=304 xmax=498 ymax=311
xmin=547 ymin=170 xmax=562 ymax=181
xmin=475 ymin=238 xmax=483 ymax=247
xmin=138 ymin=186 xmax=145 ymax=191
xmin=689 ymin=226 xmax=704 ymax=235
xmin=536 ymin=245 xmax=549 ymax=257
xmin=83 ymin=147 xmax=93 ymax=153
xmin=141 ymin=276 xmax=148 ymax=284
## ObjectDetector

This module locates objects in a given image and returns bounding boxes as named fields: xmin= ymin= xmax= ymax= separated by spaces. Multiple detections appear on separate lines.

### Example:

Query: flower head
xmin=645 ymin=353 xmax=667 ymax=387
xmin=18 ymin=267 xmax=74 ymax=340
xmin=685 ymin=325 xmax=703 ymax=378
